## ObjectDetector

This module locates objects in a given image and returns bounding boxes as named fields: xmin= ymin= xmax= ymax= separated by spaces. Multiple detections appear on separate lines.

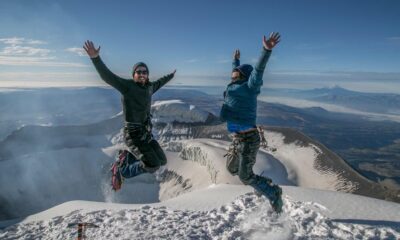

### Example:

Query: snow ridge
xmin=151 ymin=100 xmax=210 ymax=123
xmin=155 ymin=123 xmax=193 ymax=142
xmin=2 ymin=192 xmax=398 ymax=240
xmin=178 ymin=142 xmax=219 ymax=184
xmin=158 ymin=169 xmax=193 ymax=201
xmin=265 ymin=131 xmax=359 ymax=192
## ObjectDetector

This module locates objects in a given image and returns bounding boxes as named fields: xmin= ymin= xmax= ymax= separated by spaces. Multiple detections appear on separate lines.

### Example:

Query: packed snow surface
xmin=1 ymin=185 xmax=399 ymax=240
xmin=1 ymin=124 xmax=399 ymax=239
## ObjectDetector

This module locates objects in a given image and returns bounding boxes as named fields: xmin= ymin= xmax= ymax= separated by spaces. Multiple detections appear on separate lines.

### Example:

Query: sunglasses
xmin=135 ymin=70 xmax=148 ymax=75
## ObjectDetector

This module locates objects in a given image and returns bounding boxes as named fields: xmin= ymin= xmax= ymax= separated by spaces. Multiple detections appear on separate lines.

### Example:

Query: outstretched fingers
xmin=84 ymin=40 xmax=91 ymax=49
xmin=271 ymin=32 xmax=281 ymax=44
xmin=233 ymin=49 xmax=240 ymax=59
xmin=274 ymin=33 xmax=281 ymax=42
xmin=83 ymin=40 xmax=89 ymax=52
xmin=89 ymin=40 xmax=94 ymax=49
xmin=83 ymin=40 xmax=100 ymax=58
xmin=263 ymin=32 xmax=281 ymax=50
xmin=83 ymin=40 xmax=93 ymax=52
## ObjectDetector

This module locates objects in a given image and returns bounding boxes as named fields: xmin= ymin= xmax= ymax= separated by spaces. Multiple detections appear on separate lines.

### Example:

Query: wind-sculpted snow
xmin=2 ymin=187 xmax=399 ymax=240
xmin=166 ymin=136 xmax=358 ymax=193
xmin=265 ymin=130 xmax=360 ymax=192
xmin=151 ymin=100 xmax=211 ymax=123
xmin=158 ymin=169 xmax=193 ymax=201
xmin=155 ymin=123 xmax=194 ymax=142
xmin=164 ymin=140 xmax=184 ymax=152
xmin=179 ymin=143 xmax=219 ymax=184
xmin=166 ymin=139 xmax=293 ymax=187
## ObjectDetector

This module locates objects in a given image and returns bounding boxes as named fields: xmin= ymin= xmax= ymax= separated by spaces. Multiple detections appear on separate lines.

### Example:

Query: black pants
xmin=124 ymin=124 xmax=167 ymax=170
xmin=226 ymin=130 xmax=260 ymax=184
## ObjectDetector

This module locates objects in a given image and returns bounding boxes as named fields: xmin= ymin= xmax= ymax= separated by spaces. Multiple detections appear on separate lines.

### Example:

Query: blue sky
xmin=0 ymin=0 xmax=399 ymax=92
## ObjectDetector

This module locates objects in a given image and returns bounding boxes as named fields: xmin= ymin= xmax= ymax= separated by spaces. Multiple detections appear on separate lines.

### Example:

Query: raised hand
xmin=171 ymin=69 xmax=177 ymax=76
xmin=233 ymin=49 xmax=240 ymax=60
xmin=83 ymin=40 xmax=101 ymax=58
xmin=263 ymin=32 xmax=281 ymax=50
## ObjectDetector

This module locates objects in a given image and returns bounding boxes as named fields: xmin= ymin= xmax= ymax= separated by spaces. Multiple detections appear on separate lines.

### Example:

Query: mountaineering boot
xmin=110 ymin=161 xmax=123 ymax=191
xmin=251 ymin=175 xmax=283 ymax=213
xmin=270 ymin=185 xmax=283 ymax=213
xmin=111 ymin=150 xmax=143 ymax=191
xmin=110 ymin=150 xmax=131 ymax=191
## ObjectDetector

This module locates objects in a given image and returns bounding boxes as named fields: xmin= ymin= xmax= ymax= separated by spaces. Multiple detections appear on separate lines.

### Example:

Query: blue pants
xmin=121 ymin=124 xmax=167 ymax=178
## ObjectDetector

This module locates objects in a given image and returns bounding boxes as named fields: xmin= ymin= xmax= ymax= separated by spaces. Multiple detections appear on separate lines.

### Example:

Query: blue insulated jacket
xmin=220 ymin=48 xmax=272 ymax=126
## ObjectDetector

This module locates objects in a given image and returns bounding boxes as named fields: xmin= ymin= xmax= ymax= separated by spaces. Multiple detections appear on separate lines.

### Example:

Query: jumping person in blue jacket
xmin=220 ymin=32 xmax=283 ymax=213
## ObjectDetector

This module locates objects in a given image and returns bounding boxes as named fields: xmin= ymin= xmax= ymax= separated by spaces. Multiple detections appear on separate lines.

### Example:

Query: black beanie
xmin=132 ymin=62 xmax=149 ymax=75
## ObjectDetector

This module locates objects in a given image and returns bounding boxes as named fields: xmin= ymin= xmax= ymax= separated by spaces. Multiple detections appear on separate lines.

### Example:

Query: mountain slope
xmin=1 ymin=100 xmax=399 ymax=222
xmin=1 ymin=99 xmax=400 ymax=239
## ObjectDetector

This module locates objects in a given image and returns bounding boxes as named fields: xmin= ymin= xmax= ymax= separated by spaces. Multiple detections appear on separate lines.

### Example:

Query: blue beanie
xmin=234 ymin=64 xmax=253 ymax=80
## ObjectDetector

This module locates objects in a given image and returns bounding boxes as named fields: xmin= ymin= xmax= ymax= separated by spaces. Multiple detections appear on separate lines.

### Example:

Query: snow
xmin=167 ymin=136 xmax=359 ymax=192
xmin=1 ymin=185 xmax=399 ymax=239
xmin=1 ymin=135 xmax=400 ymax=239
xmin=170 ymin=139 xmax=292 ymax=186
xmin=1 ymin=101 xmax=400 ymax=239
xmin=151 ymin=99 xmax=210 ymax=123
xmin=265 ymin=131 xmax=359 ymax=192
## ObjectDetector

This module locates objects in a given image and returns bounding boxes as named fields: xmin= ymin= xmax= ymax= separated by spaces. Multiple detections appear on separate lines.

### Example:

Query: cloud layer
xmin=0 ymin=37 xmax=87 ymax=67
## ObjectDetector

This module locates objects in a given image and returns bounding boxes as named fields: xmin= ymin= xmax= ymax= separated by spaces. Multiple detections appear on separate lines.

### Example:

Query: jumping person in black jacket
xmin=83 ymin=40 xmax=176 ymax=190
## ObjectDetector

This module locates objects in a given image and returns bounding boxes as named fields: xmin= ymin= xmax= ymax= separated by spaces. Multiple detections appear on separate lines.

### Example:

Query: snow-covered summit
xmin=2 ymin=179 xmax=400 ymax=239
xmin=1 ymin=99 xmax=400 ymax=239
xmin=1 ymin=131 xmax=400 ymax=239
xmin=151 ymin=99 xmax=213 ymax=123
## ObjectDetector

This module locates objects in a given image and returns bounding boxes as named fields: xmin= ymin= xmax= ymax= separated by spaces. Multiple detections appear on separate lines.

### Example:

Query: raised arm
xmin=248 ymin=32 xmax=281 ymax=90
xmin=152 ymin=70 xmax=176 ymax=93
xmin=232 ymin=49 xmax=240 ymax=70
xmin=83 ymin=40 xmax=129 ymax=94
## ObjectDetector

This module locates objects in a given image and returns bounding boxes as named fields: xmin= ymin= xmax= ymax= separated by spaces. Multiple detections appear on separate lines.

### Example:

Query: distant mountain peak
xmin=151 ymin=100 xmax=214 ymax=124
xmin=316 ymin=85 xmax=348 ymax=92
